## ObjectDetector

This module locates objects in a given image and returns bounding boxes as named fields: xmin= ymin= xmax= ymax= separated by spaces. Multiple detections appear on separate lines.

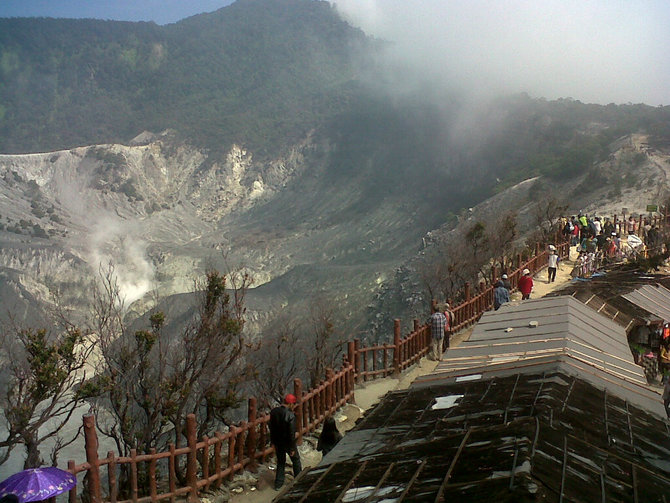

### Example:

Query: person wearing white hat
xmin=501 ymin=273 xmax=511 ymax=291
xmin=518 ymin=268 xmax=533 ymax=300
xmin=547 ymin=246 xmax=559 ymax=283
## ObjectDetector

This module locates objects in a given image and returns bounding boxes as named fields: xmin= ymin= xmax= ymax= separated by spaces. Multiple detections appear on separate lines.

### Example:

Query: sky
xmin=0 ymin=0 xmax=235 ymax=25
xmin=0 ymin=0 xmax=669 ymax=105
xmin=335 ymin=0 xmax=670 ymax=106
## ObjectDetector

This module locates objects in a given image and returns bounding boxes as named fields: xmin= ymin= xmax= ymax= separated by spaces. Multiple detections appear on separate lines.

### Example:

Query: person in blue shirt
xmin=493 ymin=280 xmax=510 ymax=310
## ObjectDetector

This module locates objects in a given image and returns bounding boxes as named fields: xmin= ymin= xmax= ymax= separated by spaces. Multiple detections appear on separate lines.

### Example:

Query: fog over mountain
xmin=0 ymin=0 xmax=669 ymax=343
xmin=334 ymin=0 xmax=670 ymax=106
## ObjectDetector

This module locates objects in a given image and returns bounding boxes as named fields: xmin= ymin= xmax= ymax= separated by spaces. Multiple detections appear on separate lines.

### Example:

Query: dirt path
xmin=224 ymin=250 xmax=576 ymax=503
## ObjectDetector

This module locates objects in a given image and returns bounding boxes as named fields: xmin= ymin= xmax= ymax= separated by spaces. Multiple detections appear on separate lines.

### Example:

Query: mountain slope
xmin=1 ymin=1 xmax=670 ymax=338
xmin=0 ymin=0 xmax=370 ymax=155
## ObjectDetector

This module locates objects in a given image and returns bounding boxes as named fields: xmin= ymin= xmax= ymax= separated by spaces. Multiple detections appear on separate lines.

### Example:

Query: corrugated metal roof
xmin=622 ymin=284 xmax=670 ymax=324
xmin=274 ymin=295 xmax=670 ymax=502
xmin=414 ymin=296 xmax=662 ymax=414
xmin=568 ymin=291 xmax=640 ymax=331
xmin=277 ymin=371 xmax=670 ymax=502
xmin=547 ymin=270 xmax=670 ymax=330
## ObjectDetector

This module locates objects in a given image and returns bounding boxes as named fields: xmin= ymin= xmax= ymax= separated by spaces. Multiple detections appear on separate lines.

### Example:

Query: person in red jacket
xmin=518 ymin=268 xmax=534 ymax=300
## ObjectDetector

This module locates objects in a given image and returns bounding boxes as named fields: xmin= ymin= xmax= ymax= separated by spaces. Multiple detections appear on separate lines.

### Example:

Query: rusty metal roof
xmin=622 ymin=284 xmax=670 ymax=324
xmin=274 ymin=295 xmax=670 ymax=502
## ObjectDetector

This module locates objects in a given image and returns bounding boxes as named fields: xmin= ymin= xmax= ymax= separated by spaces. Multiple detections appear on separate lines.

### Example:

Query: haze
xmin=2 ymin=0 xmax=668 ymax=105
xmin=333 ymin=0 xmax=670 ymax=106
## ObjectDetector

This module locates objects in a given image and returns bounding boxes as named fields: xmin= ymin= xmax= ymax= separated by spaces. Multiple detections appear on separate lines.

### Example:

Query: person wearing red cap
xmin=269 ymin=394 xmax=302 ymax=490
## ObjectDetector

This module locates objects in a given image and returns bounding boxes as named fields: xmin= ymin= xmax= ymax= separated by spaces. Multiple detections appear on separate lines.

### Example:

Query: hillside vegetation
xmin=0 ymin=0 xmax=369 ymax=154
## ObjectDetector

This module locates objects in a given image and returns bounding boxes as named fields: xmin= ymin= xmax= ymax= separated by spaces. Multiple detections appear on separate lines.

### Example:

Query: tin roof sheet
xmin=274 ymin=294 xmax=670 ymax=502
xmin=277 ymin=371 xmax=670 ymax=502
xmin=622 ymin=284 xmax=670 ymax=324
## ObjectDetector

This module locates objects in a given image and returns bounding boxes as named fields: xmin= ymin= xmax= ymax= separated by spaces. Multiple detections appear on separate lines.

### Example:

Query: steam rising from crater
xmin=88 ymin=218 xmax=154 ymax=307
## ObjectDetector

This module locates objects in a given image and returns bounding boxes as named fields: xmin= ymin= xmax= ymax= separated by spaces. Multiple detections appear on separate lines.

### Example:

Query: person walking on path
xmin=518 ymin=268 xmax=534 ymax=300
xmin=493 ymin=280 xmax=510 ymax=310
xmin=547 ymin=246 xmax=560 ymax=283
xmin=270 ymin=394 xmax=302 ymax=490
xmin=428 ymin=303 xmax=447 ymax=360
xmin=443 ymin=303 xmax=454 ymax=350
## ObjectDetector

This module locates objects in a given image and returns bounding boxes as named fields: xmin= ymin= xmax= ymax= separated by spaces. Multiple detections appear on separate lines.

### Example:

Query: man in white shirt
xmin=547 ymin=245 xmax=560 ymax=283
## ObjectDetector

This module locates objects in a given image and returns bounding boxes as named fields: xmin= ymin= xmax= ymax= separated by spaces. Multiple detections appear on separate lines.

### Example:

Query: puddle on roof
xmin=432 ymin=394 xmax=464 ymax=410
xmin=341 ymin=484 xmax=403 ymax=502
xmin=489 ymin=460 xmax=531 ymax=479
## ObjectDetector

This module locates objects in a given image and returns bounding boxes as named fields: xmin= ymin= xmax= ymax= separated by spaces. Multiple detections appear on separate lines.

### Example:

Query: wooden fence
xmin=63 ymin=230 xmax=579 ymax=503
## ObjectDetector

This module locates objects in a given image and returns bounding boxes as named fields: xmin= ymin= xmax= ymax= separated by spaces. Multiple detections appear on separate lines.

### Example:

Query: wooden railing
xmin=68 ymin=364 xmax=357 ymax=503
xmin=64 ymin=232 xmax=575 ymax=503
xmin=449 ymin=238 xmax=571 ymax=333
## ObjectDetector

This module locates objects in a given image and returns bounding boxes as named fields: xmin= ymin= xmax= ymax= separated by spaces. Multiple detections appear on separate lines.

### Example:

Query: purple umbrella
xmin=0 ymin=467 xmax=76 ymax=502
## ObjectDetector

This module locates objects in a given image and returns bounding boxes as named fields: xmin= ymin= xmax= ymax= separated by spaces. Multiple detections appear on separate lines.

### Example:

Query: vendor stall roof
xmin=274 ymin=295 xmax=670 ymax=503
xmin=277 ymin=370 xmax=670 ymax=503
xmin=622 ymin=284 xmax=670 ymax=324
xmin=417 ymin=295 xmax=662 ymax=414
xmin=547 ymin=269 xmax=670 ymax=330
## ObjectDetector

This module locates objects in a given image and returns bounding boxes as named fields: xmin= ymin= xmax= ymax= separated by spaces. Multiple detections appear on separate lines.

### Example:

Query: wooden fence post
xmin=186 ymin=414 xmax=199 ymax=502
xmin=319 ymin=380 xmax=326 ymax=420
xmin=67 ymin=460 xmax=77 ymax=503
xmin=412 ymin=319 xmax=420 ymax=359
xmin=393 ymin=319 xmax=401 ymax=376
xmin=149 ymin=448 xmax=157 ymax=501
xmin=107 ymin=451 xmax=117 ymax=503
xmin=353 ymin=339 xmax=361 ymax=383
xmin=345 ymin=355 xmax=356 ymax=404
xmin=227 ymin=428 xmax=236 ymax=481
xmin=83 ymin=414 xmax=102 ymax=503
xmin=294 ymin=378 xmax=304 ymax=444
xmin=247 ymin=397 xmax=257 ymax=472
xmin=169 ymin=444 xmax=177 ymax=501
xmin=130 ymin=449 xmax=138 ymax=503
xmin=348 ymin=341 xmax=356 ymax=384
xmin=326 ymin=368 xmax=335 ymax=413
